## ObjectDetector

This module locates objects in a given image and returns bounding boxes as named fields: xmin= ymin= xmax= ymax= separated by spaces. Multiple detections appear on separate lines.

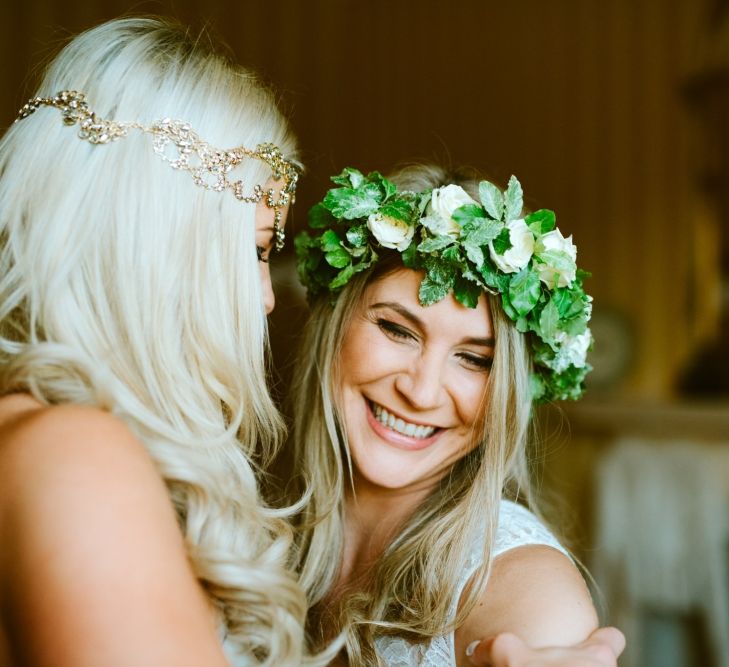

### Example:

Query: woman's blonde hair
xmin=0 ymin=17 xmax=306 ymax=665
xmin=290 ymin=165 xmax=538 ymax=664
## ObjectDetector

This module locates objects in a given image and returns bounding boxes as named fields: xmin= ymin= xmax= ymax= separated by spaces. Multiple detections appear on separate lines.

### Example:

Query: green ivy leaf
xmin=538 ymin=298 xmax=560 ymax=343
xmin=525 ymin=209 xmax=556 ymax=235
xmin=453 ymin=276 xmax=481 ymax=308
xmin=479 ymin=181 xmax=504 ymax=220
xmin=479 ymin=257 xmax=511 ymax=291
xmin=491 ymin=228 xmax=513 ymax=255
xmin=536 ymin=249 xmax=576 ymax=274
xmin=325 ymin=246 xmax=351 ymax=269
xmin=329 ymin=262 xmax=355 ymax=289
xmin=418 ymin=236 xmax=453 ymax=253
xmin=401 ymin=240 xmax=419 ymax=268
xmin=442 ymin=245 xmax=461 ymax=265
xmin=307 ymin=202 xmax=336 ymax=229
xmin=501 ymin=291 xmax=519 ymax=320
xmin=504 ymin=175 xmax=524 ymax=221
xmin=380 ymin=198 xmax=415 ymax=222
xmin=331 ymin=167 xmax=364 ymax=188
xmin=417 ymin=190 xmax=432 ymax=215
xmin=419 ymin=276 xmax=451 ymax=305
xmin=464 ymin=242 xmax=484 ymax=266
xmin=346 ymin=224 xmax=369 ymax=247
xmin=452 ymin=203 xmax=487 ymax=225
xmin=323 ymin=185 xmax=381 ymax=219
xmin=461 ymin=218 xmax=503 ymax=247
xmin=320 ymin=229 xmax=343 ymax=252
xmin=508 ymin=268 xmax=542 ymax=317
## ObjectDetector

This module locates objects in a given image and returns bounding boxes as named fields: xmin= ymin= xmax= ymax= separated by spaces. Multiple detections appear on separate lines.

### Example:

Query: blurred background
xmin=2 ymin=1 xmax=728 ymax=664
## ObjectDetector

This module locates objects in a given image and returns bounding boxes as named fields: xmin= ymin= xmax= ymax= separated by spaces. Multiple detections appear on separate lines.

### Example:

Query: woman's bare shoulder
xmin=0 ymin=394 xmax=152 ymax=481
xmin=0 ymin=395 xmax=229 ymax=667
xmin=454 ymin=545 xmax=598 ymax=665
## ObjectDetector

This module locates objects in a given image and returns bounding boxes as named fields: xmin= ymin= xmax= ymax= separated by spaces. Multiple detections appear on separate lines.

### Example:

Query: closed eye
xmin=376 ymin=318 xmax=415 ymax=342
xmin=457 ymin=352 xmax=493 ymax=372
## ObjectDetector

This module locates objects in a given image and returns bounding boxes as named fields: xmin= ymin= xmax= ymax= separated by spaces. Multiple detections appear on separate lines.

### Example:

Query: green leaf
xmin=419 ymin=276 xmax=451 ymax=305
xmin=525 ymin=209 xmax=556 ymax=235
xmin=538 ymin=298 xmax=560 ymax=343
xmin=504 ymin=175 xmax=524 ymax=221
xmin=464 ymin=242 xmax=484 ymax=266
xmin=329 ymin=262 xmax=355 ymax=289
xmin=418 ymin=236 xmax=453 ymax=253
xmin=331 ymin=167 xmax=365 ymax=188
xmin=323 ymin=186 xmax=381 ymax=219
xmin=401 ymin=240 xmax=419 ymax=268
xmin=441 ymin=246 xmax=461 ymax=265
xmin=535 ymin=250 xmax=577 ymax=287
xmin=491 ymin=228 xmax=513 ymax=255
xmin=346 ymin=224 xmax=369 ymax=247
xmin=294 ymin=231 xmax=312 ymax=253
xmin=307 ymin=202 xmax=336 ymax=229
xmin=461 ymin=218 xmax=504 ymax=247
xmin=320 ymin=229 xmax=343 ymax=252
xmin=479 ymin=181 xmax=504 ymax=220
xmin=416 ymin=190 xmax=432 ymax=215
xmin=508 ymin=268 xmax=541 ymax=317
xmin=453 ymin=276 xmax=481 ymax=308
xmin=452 ymin=203 xmax=487 ymax=225
xmin=325 ymin=246 xmax=351 ymax=269
xmin=501 ymin=291 xmax=518 ymax=320
xmin=479 ymin=257 xmax=511 ymax=291
xmin=380 ymin=198 xmax=415 ymax=222
xmin=379 ymin=175 xmax=398 ymax=200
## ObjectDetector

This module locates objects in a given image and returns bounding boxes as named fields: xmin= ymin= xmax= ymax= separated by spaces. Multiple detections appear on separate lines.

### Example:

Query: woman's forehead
xmin=363 ymin=268 xmax=493 ymax=338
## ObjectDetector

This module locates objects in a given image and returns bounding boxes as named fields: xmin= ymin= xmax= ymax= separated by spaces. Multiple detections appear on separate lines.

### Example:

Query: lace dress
xmin=374 ymin=500 xmax=569 ymax=667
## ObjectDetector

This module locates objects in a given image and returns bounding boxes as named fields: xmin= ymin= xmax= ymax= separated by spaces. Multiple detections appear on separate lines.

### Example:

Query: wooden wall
xmin=0 ymin=0 xmax=713 ymax=399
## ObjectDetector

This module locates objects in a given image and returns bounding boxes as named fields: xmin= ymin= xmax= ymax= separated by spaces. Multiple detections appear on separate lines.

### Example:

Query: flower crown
xmin=15 ymin=90 xmax=302 ymax=250
xmin=295 ymin=168 xmax=593 ymax=402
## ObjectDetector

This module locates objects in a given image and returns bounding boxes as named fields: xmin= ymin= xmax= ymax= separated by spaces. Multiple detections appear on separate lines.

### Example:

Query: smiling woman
xmin=287 ymin=164 xmax=622 ymax=666
xmin=339 ymin=270 xmax=494 ymax=492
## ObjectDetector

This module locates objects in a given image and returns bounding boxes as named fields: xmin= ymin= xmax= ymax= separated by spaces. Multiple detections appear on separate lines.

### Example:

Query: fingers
xmin=467 ymin=632 xmax=527 ymax=666
xmin=465 ymin=627 xmax=625 ymax=667
xmin=584 ymin=627 xmax=626 ymax=659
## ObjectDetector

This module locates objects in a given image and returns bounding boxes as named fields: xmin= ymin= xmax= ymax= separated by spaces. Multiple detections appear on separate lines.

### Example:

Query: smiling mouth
xmin=369 ymin=400 xmax=438 ymax=439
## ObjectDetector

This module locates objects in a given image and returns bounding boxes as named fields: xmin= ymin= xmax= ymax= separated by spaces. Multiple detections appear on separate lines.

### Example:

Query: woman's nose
xmin=260 ymin=262 xmax=275 ymax=314
xmin=394 ymin=350 xmax=447 ymax=411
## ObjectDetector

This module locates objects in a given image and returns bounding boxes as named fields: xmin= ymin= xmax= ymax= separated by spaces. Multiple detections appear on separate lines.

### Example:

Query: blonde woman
xmin=0 ymin=18 xmax=308 ymax=667
xmin=291 ymin=165 xmax=624 ymax=666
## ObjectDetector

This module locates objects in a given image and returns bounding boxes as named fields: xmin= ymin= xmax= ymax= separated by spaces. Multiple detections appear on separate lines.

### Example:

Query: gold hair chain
xmin=16 ymin=90 xmax=299 ymax=251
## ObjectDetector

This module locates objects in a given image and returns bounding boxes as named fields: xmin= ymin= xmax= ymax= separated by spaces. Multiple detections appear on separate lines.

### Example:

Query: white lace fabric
xmin=375 ymin=500 xmax=569 ymax=666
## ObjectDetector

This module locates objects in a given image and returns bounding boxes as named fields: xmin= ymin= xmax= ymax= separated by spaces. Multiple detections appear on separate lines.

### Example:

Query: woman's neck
xmin=336 ymin=474 xmax=433 ymax=591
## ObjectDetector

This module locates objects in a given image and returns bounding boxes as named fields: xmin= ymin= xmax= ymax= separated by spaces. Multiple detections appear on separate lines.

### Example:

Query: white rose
xmin=488 ymin=218 xmax=534 ymax=273
xmin=535 ymin=228 xmax=577 ymax=288
xmin=366 ymin=212 xmax=415 ymax=251
xmin=549 ymin=330 xmax=592 ymax=372
xmin=428 ymin=184 xmax=478 ymax=238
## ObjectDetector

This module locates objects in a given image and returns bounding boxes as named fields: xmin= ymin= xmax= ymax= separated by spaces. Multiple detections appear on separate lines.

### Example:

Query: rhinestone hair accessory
xmin=16 ymin=90 xmax=300 ymax=251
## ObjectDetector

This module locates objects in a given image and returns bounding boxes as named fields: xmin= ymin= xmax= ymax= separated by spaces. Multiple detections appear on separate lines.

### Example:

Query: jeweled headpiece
xmin=16 ymin=90 xmax=301 ymax=250
xmin=295 ymin=168 xmax=594 ymax=402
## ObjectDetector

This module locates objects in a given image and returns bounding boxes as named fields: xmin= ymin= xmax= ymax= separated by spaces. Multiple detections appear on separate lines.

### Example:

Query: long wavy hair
xmin=0 ymin=17 xmax=306 ymax=665
xmin=290 ymin=165 xmax=539 ymax=664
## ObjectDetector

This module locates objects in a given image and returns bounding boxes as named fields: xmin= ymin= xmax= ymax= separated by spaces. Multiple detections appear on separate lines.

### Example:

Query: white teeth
xmin=371 ymin=402 xmax=436 ymax=439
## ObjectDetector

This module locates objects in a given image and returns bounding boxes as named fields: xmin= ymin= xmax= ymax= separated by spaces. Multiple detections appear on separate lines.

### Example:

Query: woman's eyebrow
xmin=370 ymin=301 xmax=424 ymax=329
xmin=462 ymin=336 xmax=495 ymax=348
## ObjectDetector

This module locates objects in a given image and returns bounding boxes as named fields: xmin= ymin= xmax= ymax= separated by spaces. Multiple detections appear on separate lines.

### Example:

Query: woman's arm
xmin=454 ymin=545 xmax=599 ymax=667
xmin=0 ymin=403 xmax=231 ymax=667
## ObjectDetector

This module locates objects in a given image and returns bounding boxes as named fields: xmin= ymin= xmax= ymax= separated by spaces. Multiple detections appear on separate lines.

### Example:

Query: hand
xmin=466 ymin=627 xmax=626 ymax=666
